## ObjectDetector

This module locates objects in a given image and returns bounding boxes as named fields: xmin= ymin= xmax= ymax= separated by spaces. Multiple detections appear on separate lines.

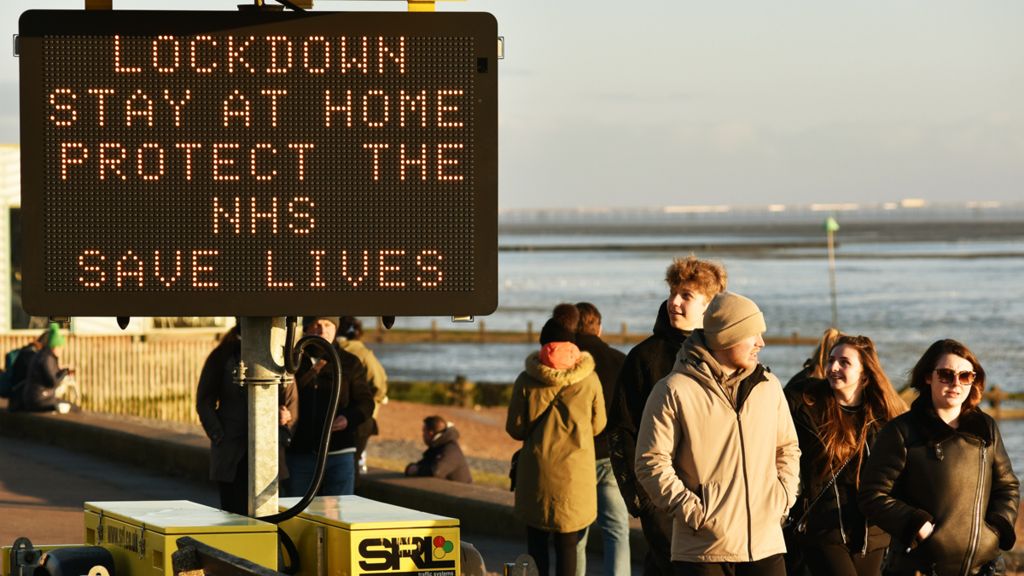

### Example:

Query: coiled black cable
xmin=255 ymin=317 xmax=346 ymax=574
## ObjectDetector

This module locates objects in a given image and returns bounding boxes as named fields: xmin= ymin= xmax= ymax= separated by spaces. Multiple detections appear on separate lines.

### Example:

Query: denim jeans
xmin=577 ymin=458 xmax=632 ymax=576
xmin=285 ymin=451 xmax=356 ymax=497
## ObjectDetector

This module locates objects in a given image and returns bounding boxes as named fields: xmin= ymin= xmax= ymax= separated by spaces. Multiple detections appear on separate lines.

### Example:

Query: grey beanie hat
xmin=703 ymin=292 xmax=766 ymax=350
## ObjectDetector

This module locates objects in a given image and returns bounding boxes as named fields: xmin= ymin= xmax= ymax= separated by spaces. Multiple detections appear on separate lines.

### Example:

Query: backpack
xmin=0 ymin=348 xmax=21 ymax=398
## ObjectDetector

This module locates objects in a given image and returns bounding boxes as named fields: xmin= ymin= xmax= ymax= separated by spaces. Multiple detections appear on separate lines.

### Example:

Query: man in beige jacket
xmin=635 ymin=292 xmax=800 ymax=576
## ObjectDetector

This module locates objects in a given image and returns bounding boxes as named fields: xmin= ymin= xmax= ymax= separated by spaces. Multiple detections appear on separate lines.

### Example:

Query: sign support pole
xmin=240 ymin=317 xmax=286 ymax=517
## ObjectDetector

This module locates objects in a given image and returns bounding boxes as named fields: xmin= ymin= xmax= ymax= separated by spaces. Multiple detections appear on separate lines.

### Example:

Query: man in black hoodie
xmin=574 ymin=302 xmax=630 ymax=575
xmin=607 ymin=256 xmax=727 ymax=576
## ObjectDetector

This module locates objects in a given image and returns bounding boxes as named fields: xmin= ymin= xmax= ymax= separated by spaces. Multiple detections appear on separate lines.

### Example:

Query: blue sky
xmin=3 ymin=0 xmax=1022 ymax=209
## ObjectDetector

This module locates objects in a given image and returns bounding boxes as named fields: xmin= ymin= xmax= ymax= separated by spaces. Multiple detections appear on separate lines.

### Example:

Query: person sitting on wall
xmin=404 ymin=415 xmax=473 ymax=483
xmin=21 ymin=323 xmax=75 ymax=413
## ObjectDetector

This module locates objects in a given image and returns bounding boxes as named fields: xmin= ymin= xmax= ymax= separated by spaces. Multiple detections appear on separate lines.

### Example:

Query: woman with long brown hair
xmin=859 ymin=339 xmax=1019 ymax=576
xmin=785 ymin=334 xmax=906 ymax=575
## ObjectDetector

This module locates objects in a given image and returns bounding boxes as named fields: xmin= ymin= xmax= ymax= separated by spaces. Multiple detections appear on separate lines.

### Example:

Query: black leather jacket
xmin=859 ymin=396 xmax=1019 ymax=576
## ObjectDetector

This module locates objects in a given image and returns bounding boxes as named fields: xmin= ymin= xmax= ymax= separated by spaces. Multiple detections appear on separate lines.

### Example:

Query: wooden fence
xmin=1 ymin=332 xmax=220 ymax=425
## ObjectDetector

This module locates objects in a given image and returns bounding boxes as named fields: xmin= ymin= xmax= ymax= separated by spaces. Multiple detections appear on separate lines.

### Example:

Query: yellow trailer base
xmin=279 ymin=495 xmax=460 ymax=576
xmin=84 ymin=500 xmax=277 ymax=576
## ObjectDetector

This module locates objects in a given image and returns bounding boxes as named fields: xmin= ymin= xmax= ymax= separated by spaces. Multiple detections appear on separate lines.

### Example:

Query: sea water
xmin=371 ymin=225 xmax=1024 ymax=465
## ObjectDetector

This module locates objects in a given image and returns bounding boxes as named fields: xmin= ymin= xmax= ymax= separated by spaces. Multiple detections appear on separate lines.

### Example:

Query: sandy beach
xmin=369 ymin=399 xmax=520 ymax=485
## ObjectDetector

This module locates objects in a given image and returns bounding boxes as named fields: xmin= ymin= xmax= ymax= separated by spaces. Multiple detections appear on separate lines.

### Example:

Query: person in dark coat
xmin=785 ymin=335 xmax=906 ymax=576
xmin=196 ymin=326 xmax=247 ymax=514
xmin=859 ymin=339 xmax=1019 ymax=576
xmin=285 ymin=316 xmax=374 ymax=497
xmin=22 ymin=323 xmax=73 ymax=413
xmin=4 ymin=329 xmax=48 ymax=411
xmin=573 ymin=302 xmax=630 ymax=576
xmin=607 ymin=256 xmax=726 ymax=576
xmin=196 ymin=325 xmax=300 ymax=515
xmin=404 ymin=415 xmax=472 ymax=483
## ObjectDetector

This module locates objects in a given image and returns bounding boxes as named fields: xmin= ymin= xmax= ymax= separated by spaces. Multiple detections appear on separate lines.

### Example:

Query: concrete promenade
xmin=6 ymin=408 xmax=1024 ymax=574
xmin=0 ymin=409 xmax=645 ymax=574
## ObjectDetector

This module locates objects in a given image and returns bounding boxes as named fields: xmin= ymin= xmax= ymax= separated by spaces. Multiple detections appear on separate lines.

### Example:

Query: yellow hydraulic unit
xmin=279 ymin=495 xmax=460 ymax=576
xmin=83 ymin=500 xmax=278 ymax=576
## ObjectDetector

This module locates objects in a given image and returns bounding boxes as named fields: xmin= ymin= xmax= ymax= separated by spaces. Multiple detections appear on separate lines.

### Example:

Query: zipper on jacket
xmin=961 ymin=445 xmax=987 ymax=576
xmin=736 ymin=411 xmax=754 ymax=562
xmin=860 ymin=443 xmax=871 ymax=557
xmin=833 ymin=481 xmax=848 ymax=545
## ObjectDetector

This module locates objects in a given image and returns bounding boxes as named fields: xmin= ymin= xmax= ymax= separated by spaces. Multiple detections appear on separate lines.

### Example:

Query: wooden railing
xmin=1 ymin=332 xmax=220 ymax=425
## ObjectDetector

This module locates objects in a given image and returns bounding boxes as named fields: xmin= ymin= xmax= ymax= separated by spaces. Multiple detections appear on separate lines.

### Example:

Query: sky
xmin=2 ymin=0 xmax=1022 ymax=210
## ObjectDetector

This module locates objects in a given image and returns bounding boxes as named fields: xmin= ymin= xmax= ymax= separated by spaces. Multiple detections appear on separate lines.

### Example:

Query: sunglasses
xmin=933 ymin=368 xmax=976 ymax=386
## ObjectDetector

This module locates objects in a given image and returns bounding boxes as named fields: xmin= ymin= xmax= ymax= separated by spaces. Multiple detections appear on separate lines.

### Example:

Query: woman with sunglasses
xmin=859 ymin=339 xmax=1019 ymax=576
xmin=785 ymin=335 xmax=906 ymax=576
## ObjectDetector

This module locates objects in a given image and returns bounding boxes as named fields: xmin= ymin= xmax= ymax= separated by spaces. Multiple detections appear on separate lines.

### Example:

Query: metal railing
xmin=1 ymin=332 xmax=220 ymax=425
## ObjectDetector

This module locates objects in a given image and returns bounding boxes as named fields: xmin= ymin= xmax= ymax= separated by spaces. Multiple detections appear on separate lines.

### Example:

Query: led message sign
xmin=19 ymin=10 xmax=497 ymax=316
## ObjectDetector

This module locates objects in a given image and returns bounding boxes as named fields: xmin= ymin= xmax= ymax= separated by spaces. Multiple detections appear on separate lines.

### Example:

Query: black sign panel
xmin=19 ymin=10 xmax=497 ymax=316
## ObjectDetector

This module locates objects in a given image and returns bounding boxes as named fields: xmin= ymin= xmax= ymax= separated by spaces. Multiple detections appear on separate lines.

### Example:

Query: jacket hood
xmin=675 ymin=330 xmax=756 ymax=388
xmin=428 ymin=425 xmax=460 ymax=448
xmin=909 ymin=395 xmax=993 ymax=446
xmin=652 ymin=300 xmax=690 ymax=344
xmin=524 ymin=351 xmax=596 ymax=388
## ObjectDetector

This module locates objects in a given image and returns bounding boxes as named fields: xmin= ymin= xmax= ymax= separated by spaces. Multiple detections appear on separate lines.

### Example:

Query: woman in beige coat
xmin=507 ymin=305 xmax=607 ymax=576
